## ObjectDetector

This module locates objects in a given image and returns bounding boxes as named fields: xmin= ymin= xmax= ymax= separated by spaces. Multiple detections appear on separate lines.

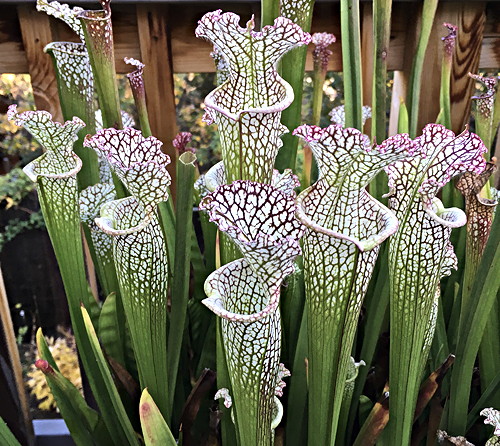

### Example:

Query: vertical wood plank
xmin=136 ymin=4 xmax=178 ymax=199
xmin=0 ymin=267 xmax=34 ymax=445
xmin=449 ymin=3 xmax=486 ymax=134
xmin=17 ymin=4 xmax=62 ymax=123
xmin=415 ymin=2 xmax=485 ymax=134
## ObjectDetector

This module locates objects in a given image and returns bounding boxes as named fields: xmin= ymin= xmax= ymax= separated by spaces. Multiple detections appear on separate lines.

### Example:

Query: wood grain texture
xmin=402 ymin=2 xmax=486 ymax=135
xmin=449 ymin=3 xmax=486 ymax=134
xmin=16 ymin=4 xmax=62 ymax=123
xmin=137 ymin=3 xmax=178 ymax=196
xmin=2 ymin=2 xmax=498 ymax=75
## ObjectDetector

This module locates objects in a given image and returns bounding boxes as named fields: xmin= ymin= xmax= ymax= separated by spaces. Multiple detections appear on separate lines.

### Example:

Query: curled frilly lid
xmin=172 ymin=132 xmax=195 ymax=155
xmin=80 ymin=183 xmax=116 ymax=226
xmin=442 ymin=22 xmax=458 ymax=57
xmin=37 ymin=0 xmax=85 ymax=41
xmin=200 ymin=180 xmax=304 ymax=281
xmin=196 ymin=160 xmax=299 ymax=197
xmin=386 ymin=124 xmax=486 ymax=225
xmin=311 ymin=32 xmax=336 ymax=72
xmin=294 ymin=124 xmax=415 ymax=186
xmin=8 ymin=105 xmax=84 ymax=180
xmin=456 ymin=161 xmax=498 ymax=207
xmin=195 ymin=10 xmax=311 ymax=119
xmin=329 ymin=105 xmax=371 ymax=128
xmin=84 ymin=127 xmax=171 ymax=210
xmin=200 ymin=180 xmax=304 ymax=244
xmin=124 ymin=57 xmax=145 ymax=95
xmin=203 ymin=247 xmax=299 ymax=322
xmin=481 ymin=408 xmax=500 ymax=436
xmin=76 ymin=0 xmax=113 ymax=59
xmin=469 ymin=73 xmax=498 ymax=120
xmin=294 ymin=125 xmax=415 ymax=250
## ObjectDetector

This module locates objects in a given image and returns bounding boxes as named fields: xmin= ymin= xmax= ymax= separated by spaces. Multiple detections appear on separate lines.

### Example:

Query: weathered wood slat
xmin=136 ymin=3 xmax=178 ymax=194
xmin=449 ymin=3 xmax=486 ymax=134
xmin=2 ymin=2 xmax=498 ymax=75
xmin=16 ymin=5 xmax=62 ymax=122
xmin=416 ymin=2 xmax=486 ymax=135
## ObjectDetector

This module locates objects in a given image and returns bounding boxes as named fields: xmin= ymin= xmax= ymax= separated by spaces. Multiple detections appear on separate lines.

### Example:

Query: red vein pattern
xmin=385 ymin=123 xmax=486 ymax=445
xmin=85 ymin=128 xmax=172 ymax=419
xmin=196 ymin=10 xmax=310 ymax=183
xmin=201 ymin=181 xmax=303 ymax=445
xmin=294 ymin=124 xmax=414 ymax=445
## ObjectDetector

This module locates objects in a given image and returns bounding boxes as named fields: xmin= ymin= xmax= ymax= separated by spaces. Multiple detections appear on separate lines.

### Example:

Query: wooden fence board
xmin=449 ymin=3 xmax=486 ymax=134
xmin=2 ymin=2 xmax=498 ymax=75
xmin=137 ymin=3 xmax=178 ymax=193
xmin=16 ymin=4 xmax=62 ymax=122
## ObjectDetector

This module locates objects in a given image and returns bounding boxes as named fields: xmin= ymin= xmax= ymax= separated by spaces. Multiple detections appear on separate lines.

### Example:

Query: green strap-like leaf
xmin=195 ymin=10 xmax=310 ymax=183
xmin=201 ymin=181 xmax=303 ymax=446
xmin=35 ymin=329 xmax=106 ymax=446
xmin=294 ymin=124 xmax=412 ymax=446
xmin=81 ymin=307 xmax=140 ymax=445
xmin=139 ymin=389 xmax=177 ymax=446
xmin=86 ymin=127 xmax=172 ymax=422
xmin=0 ymin=418 xmax=22 ymax=446
xmin=385 ymin=123 xmax=487 ymax=446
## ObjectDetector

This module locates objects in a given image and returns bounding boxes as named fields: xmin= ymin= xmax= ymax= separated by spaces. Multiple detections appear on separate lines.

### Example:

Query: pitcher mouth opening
xmin=204 ymin=76 xmax=294 ymax=122
xmin=296 ymin=184 xmax=399 ymax=252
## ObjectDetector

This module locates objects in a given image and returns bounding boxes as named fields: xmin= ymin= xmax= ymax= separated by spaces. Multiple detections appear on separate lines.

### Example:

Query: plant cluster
xmin=0 ymin=1 xmax=499 ymax=446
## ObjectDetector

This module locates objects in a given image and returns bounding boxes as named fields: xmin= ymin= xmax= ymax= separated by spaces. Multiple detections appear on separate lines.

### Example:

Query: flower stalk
xmin=438 ymin=23 xmax=457 ymax=130
xmin=305 ymin=32 xmax=336 ymax=185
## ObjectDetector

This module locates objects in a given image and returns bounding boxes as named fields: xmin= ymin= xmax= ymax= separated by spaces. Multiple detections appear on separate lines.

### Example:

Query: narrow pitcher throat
xmin=205 ymin=75 xmax=294 ymax=121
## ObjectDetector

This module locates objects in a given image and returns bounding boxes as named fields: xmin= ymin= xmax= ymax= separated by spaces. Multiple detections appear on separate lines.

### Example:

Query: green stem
xmin=78 ymin=7 xmax=123 ymax=130
xmin=407 ymin=0 xmax=439 ymax=138
xmin=308 ymin=67 xmax=326 ymax=185
xmin=274 ymin=0 xmax=315 ymax=172
xmin=340 ymin=0 xmax=363 ymax=130
xmin=439 ymin=57 xmax=452 ymax=130
xmin=372 ymin=0 xmax=392 ymax=144
xmin=167 ymin=152 xmax=196 ymax=412
xmin=261 ymin=0 xmax=280 ymax=27
xmin=446 ymin=218 xmax=500 ymax=435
